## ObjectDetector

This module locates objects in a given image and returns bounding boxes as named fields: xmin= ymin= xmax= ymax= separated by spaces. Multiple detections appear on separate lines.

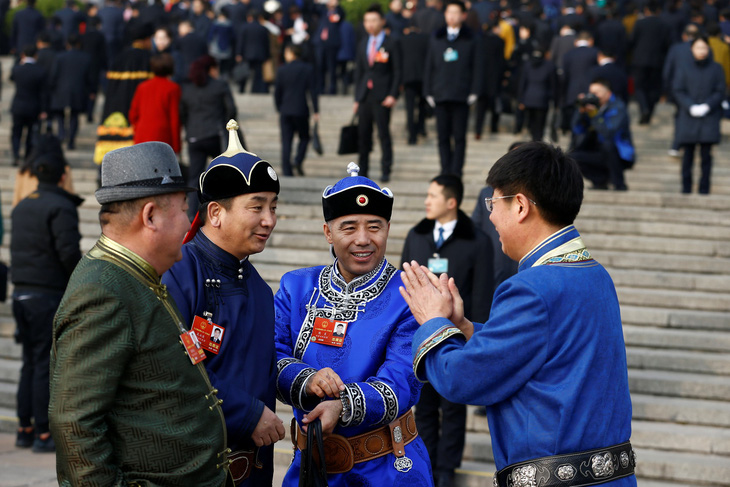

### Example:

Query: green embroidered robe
xmin=50 ymin=235 xmax=229 ymax=486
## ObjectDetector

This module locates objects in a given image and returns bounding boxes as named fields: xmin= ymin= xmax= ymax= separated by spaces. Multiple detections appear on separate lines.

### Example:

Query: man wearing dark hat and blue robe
xmin=274 ymin=162 xmax=434 ymax=486
xmin=163 ymin=120 xmax=285 ymax=486
xmin=50 ymin=142 xmax=229 ymax=486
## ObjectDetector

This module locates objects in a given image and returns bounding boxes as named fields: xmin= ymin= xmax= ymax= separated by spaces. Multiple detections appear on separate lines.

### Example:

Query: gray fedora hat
xmin=95 ymin=142 xmax=196 ymax=205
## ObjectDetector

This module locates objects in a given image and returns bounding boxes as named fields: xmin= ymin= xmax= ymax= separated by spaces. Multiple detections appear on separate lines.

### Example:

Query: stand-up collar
xmin=518 ymin=225 xmax=580 ymax=271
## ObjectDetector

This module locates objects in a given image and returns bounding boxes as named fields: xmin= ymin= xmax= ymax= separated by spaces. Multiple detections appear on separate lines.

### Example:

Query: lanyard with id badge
xmin=428 ymin=253 xmax=449 ymax=275
xmin=443 ymin=47 xmax=459 ymax=63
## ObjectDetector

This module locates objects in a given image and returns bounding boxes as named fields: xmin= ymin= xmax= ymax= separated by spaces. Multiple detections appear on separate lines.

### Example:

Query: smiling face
xmin=213 ymin=192 xmax=278 ymax=260
xmin=324 ymin=214 xmax=390 ymax=282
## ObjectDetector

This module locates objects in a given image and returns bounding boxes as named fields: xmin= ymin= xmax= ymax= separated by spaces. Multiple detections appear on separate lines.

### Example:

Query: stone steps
xmin=622 ymin=324 xmax=730 ymax=352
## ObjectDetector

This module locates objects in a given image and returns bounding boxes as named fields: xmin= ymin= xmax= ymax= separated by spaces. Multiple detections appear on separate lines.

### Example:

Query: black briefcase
xmin=312 ymin=121 xmax=324 ymax=155
xmin=337 ymin=115 xmax=359 ymax=155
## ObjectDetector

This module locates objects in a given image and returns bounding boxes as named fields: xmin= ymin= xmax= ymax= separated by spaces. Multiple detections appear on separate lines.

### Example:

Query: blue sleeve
xmin=412 ymin=277 xmax=549 ymax=406
xmin=273 ymin=277 xmax=319 ymax=412
xmin=340 ymin=310 xmax=423 ymax=429
xmin=163 ymin=260 xmax=265 ymax=440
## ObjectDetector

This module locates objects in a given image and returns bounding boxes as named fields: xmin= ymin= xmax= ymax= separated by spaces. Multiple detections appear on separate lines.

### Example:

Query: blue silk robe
xmin=163 ymin=231 xmax=277 ymax=487
xmin=275 ymin=258 xmax=434 ymax=486
xmin=413 ymin=226 xmax=636 ymax=486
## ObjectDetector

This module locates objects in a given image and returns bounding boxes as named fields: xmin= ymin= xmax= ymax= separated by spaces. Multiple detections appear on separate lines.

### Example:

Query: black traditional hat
xmin=322 ymin=163 xmax=394 ymax=222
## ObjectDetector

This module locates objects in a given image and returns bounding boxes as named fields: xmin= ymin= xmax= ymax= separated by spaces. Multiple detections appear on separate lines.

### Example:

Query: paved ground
xmin=0 ymin=431 xmax=290 ymax=486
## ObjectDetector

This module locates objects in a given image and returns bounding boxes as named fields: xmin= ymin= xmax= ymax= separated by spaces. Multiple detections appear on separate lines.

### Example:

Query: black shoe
xmin=32 ymin=435 xmax=56 ymax=453
xmin=67 ymin=142 xmax=76 ymax=150
xmin=294 ymin=165 xmax=305 ymax=176
xmin=381 ymin=175 xmax=390 ymax=183
xmin=614 ymin=184 xmax=628 ymax=191
xmin=407 ymin=137 xmax=417 ymax=145
xmin=638 ymin=114 xmax=650 ymax=125
xmin=15 ymin=429 xmax=34 ymax=448
xmin=591 ymin=183 xmax=609 ymax=190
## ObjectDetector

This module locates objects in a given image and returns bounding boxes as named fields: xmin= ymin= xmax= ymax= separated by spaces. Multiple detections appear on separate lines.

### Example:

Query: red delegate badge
xmin=181 ymin=331 xmax=206 ymax=365
xmin=311 ymin=317 xmax=348 ymax=347
xmin=192 ymin=315 xmax=225 ymax=354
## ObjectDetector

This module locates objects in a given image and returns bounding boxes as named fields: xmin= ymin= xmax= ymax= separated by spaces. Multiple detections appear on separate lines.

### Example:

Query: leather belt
xmin=494 ymin=441 xmax=636 ymax=487
xmin=292 ymin=409 xmax=418 ymax=474
xmin=228 ymin=449 xmax=262 ymax=485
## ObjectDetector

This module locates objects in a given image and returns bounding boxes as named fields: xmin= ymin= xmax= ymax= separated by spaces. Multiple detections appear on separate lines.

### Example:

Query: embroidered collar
xmin=330 ymin=257 xmax=386 ymax=293
xmin=518 ymin=225 xmax=591 ymax=271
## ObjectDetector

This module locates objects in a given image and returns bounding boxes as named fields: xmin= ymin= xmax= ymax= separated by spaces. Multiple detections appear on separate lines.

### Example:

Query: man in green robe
xmin=49 ymin=142 xmax=231 ymax=486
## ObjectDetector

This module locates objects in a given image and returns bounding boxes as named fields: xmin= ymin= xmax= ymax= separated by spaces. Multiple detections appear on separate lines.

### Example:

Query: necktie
xmin=435 ymin=227 xmax=445 ymax=249
xmin=368 ymin=37 xmax=376 ymax=66
xmin=448 ymin=32 xmax=456 ymax=41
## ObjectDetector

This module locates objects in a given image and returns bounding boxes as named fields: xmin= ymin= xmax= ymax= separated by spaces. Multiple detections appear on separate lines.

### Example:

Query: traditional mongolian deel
xmin=274 ymin=259 xmax=433 ymax=486
xmin=49 ymin=235 xmax=228 ymax=486
xmin=163 ymin=120 xmax=280 ymax=486
xmin=412 ymin=225 xmax=636 ymax=487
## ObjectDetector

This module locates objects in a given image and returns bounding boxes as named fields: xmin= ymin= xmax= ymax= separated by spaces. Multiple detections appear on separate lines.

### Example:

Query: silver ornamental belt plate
xmin=394 ymin=456 xmax=413 ymax=473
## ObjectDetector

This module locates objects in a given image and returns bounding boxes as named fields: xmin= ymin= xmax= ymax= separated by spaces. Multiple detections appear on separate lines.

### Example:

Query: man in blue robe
xmin=163 ymin=120 xmax=285 ymax=486
xmin=400 ymin=142 xmax=636 ymax=487
xmin=274 ymin=163 xmax=434 ymax=486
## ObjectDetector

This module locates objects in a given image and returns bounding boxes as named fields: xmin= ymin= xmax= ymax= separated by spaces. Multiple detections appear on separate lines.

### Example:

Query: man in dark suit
xmin=629 ymin=0 xmax=672 ymax=124
xmin=48 ymin=34 xmax=92 ymax=150
xmin=594 ymin=6 xmax=627 ymax=66
xmin=561 ymin=31 xmax=598 ymax=141
xmin=10 ymin=45 xmax=47 ymax=164
xmin=423 ymin=0 xmax=480 ymax=177
xmin=235 ymin=10 xmax=271 ymax=93
xmin=475 ymin=18 xmax=506 ymax=138
xmin=353 ymin=3 xmax=400 ymax=182
xmin=98 ymin=0 xmax=125 ymax=64
xmin=590 ymin=49 xmax=628 ymax=104
xmin=412 ymin=0 xmax=445 ymax=35
xmin=400 ymin=22 xmax=430 ymax=144
xmin=313 ymin=0 xmax=344 ymax=94
xmin=177 ymin=20 xmax=208 ymax=82
xmin=55 ymin=0 xmax=84 ymax=42
xmin=275 ymin=45 xmax=319 ymax=176
xmin=11 ymin=0 xmax=45 ymax=55
xmin=82 ymin=17 xmax=107 ymax=123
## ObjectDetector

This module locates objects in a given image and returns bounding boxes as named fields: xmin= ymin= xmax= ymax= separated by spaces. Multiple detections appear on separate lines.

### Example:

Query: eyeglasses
xmin=484 ymin=195 xmax=538 ymax=212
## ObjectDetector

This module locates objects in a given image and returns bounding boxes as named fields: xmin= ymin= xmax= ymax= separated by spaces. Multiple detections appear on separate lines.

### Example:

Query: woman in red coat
xmin=129 ymin=53 xmax=181 ymax=153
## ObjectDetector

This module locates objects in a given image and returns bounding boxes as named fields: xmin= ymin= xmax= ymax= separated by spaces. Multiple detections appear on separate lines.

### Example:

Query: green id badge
xmin=428 ymin=257 xmax=449 ymax=274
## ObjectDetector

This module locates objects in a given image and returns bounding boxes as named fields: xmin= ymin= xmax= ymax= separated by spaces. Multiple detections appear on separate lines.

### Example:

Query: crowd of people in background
xmin=2 ymin=0 xmax=729 ymax=194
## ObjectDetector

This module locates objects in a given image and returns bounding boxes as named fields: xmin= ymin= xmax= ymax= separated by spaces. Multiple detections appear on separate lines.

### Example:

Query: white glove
xmin=698 ymin=103 xmax=711 ymax=117
xmin=426 ymin=96 xmax=436 ymax=108
xmin=467 ymin=94 xmax=478 ymax=105
xmin=689 ymin=104 xmax=704 ymax=117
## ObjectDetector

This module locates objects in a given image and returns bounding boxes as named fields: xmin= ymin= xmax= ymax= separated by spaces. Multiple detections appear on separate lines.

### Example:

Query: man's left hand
xmin=381 ymin=96 xmax=396 ymax=108
xmin=399 ymin=261 xmax=453 ymax=325
xmin=302 ymin=399 xmax=343 ymax=435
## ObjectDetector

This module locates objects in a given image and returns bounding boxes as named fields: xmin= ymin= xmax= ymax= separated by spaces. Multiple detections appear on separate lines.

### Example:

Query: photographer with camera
xmin=570 ymin=79 xmax=634 ymax=191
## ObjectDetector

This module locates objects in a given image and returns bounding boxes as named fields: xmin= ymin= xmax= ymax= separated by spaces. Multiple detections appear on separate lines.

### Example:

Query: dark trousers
xmin=571 ymin=143 xmax=627 ymax=190
xmin=415 ymin=382 xmax=466 ymax=474
xmin=317 ymin=44 xmax=339 ymax=94
xmin=404 ymin=82 xmax=427 ymax=142
xmin=239 ymin=60 xmax=267 ymax=93
xmin=475 ymin=95 xmax=500 ymax=135
xmin=681 ymin=143 xmax=712 ymax=194
xmin=524 ymin=108 xmax=548 ymax=141
xmin=435 ymin=101 xmax=469 ymax=177
xmin=187 ymin=135 xmax=222 ymax=219
xmin=358 ymin=92 xmax=393 ymax=179
xmin=11 ymin=113 xmax=37 ymax=160
xmin=13 ymin=291 xmax=63 ymax=434
xmin=560 ymin=104 xmax=576 ymax=134
xmin=55 ymin=109 xmax=80 ymax=146
xmin=280 ymin=114 xmax=310 ymax=176
xmin=634 ymin=66 xmax=662 ymax=119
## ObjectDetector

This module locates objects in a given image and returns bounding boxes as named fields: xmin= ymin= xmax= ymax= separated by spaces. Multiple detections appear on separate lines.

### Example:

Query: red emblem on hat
xmin=356 ymin=194 xmax=369 ymax=206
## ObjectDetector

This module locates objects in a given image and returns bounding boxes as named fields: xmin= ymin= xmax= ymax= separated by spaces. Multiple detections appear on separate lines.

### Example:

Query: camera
xmin=576 ymin=93 xmax=600 ymax=108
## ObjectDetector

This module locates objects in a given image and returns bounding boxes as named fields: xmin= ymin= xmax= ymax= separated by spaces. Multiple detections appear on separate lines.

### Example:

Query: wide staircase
xmin=0 ymin=61 xmax=728 ymax=485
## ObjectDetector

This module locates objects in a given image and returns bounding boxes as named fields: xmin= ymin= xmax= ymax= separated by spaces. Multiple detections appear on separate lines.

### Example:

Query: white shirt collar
xmin=433 ymin=218 xmax=458 ymax=244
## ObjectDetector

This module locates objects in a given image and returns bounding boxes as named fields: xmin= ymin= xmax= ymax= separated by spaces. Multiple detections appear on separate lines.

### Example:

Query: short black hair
xmin=198 ymin=198 xmax=234 ymax=225
xmin=590 ymin=78 xmax=612 ymax=91
xmin=487 ymin=142 xmax=583 ymax=227
xmin=365 ymin=3 xmax=384 ymax=17
xmin=22 ymin=44 xmax=37 ymax=58
xmin=150 ymin=53 xmax=174 ymax=76
xmin=67 ymin=33 xmax=81 ymax=48
xmin=445 ymin=0 xmax=466 ymax=12
xmin=286 ymin=44 xmax=303 ymax=59
xmin=430 ymin=174 xmax=464 ymax=207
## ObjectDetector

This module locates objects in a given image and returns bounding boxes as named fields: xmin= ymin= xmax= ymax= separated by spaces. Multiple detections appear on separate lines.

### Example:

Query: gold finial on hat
xmin=218 ymin=119 xmax=255 ymax=158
